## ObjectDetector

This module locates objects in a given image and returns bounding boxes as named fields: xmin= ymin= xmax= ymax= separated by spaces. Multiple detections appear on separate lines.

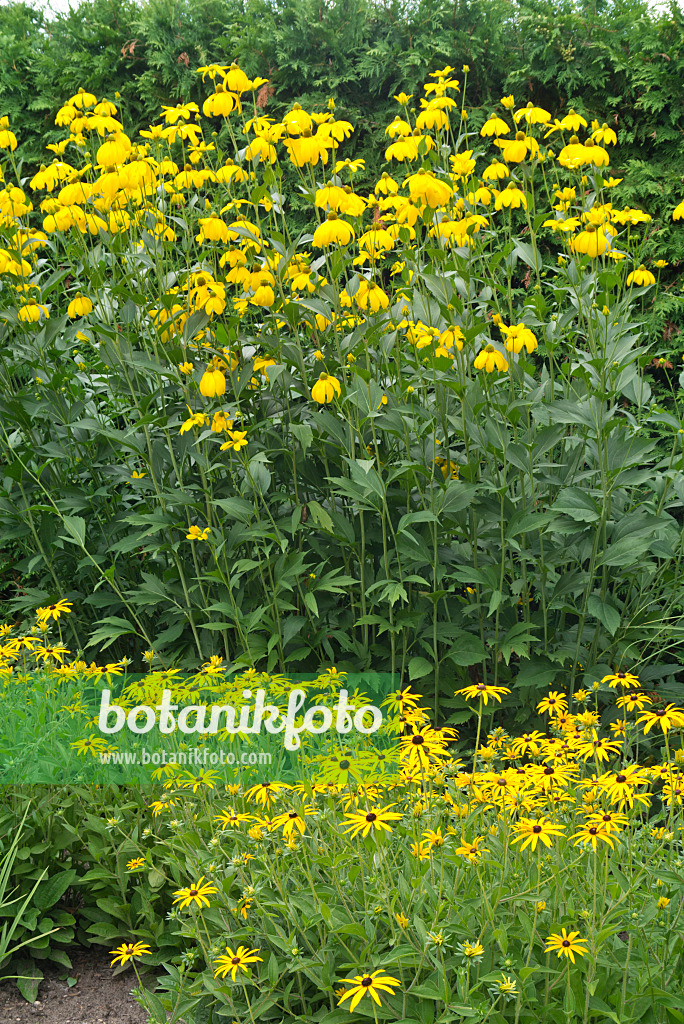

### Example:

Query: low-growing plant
xmin=3 ymin=634 xmax=684 ymax=1023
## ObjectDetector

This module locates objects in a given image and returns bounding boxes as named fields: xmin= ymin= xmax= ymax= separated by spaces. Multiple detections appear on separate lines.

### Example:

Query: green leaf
xmin=408 ymin=656 xmax=432 ymax=680
xmin=587 ymin=596 xmax=621 ymax=635
xmin=308 ymin=500 xmax=333 ymax=532
xmin=34 ymin=869 xmax=77 ymax=911
xmin=552 ymin=488 xmax=600 ymax=522
xmin=61 ymin=515 xmax=86 ymax=548
xmin=15 ymin=961 xmax=43 ymax=1003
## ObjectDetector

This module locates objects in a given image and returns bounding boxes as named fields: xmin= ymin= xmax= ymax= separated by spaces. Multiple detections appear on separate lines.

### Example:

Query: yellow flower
xmin=473 ymin=345 xmax=508 ymax=373
xmin=337 ymin=970 xmax=401 ymax=1011
xmin=657 ymin=897 xmax=671 ymax=910
xmin=126 ymin=857 xmax=146 ymax=871
xmin=213 ymin=945 xmax=263 ymax=981
xmin=179 ymin=406 xmax=209 ymax=434
xmin=130 ymin=471 xmax=146 ymax=479
xmin=67 ymin=293 xmax=93 ymax=318
xmin=341 ymin=804 xmax=403 ymax=839
xmin=172 ymin=876 xmax=218 ymax=910
xmin=500 ymin=322 xmax=538 ymax=354
xmin=537 ymin=691 xmax=568 ymax=717
xmin=19 ymin=300 xmax=49 ymax=323
xmin=186 ymin=525 xmax=211 ymax=541
xmin=626 ymin=264 xmax=656 ymax=287
xmin=406 ymin=170 xmax=453 ymax=207
xmin=220 ymin=429 xmax=248 ymax=452
xmin=637 ymin=705 xmax=684 ymax=735
xmin=200 ymin=365 xmax=227 ymax=398
xmin=545 ymin=929 xmax=587 ymax=964
xmin=494 ymin=183 xmax=527 ymax=209
xmin=501 ymin=95 xmax=515 ymax=109
xmin=395 ymin=911 xmax=409 ymax=928
xmin=480 ymin=114 xmax=510 ymax=137
xmin=511 ymin=817 xmax=565 ymax=852
xmin=456 ymin=682 xmax=511 ymax=705
xmin=311 ymin=372 xmax=341 ymax=404
xmin=312 ymin=212 xmax=355 ymax=247
xmin=571 ymin=223 xmax=609 ymax=257
xmin=109 ymin=941 xmax=152 ymax=967
xmin=36 ymin=599 xmax=73 ymax=622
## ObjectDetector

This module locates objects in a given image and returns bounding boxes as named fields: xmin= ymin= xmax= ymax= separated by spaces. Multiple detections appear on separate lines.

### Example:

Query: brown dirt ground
xmin=0 ymin=946 xmax=153 ymax=1024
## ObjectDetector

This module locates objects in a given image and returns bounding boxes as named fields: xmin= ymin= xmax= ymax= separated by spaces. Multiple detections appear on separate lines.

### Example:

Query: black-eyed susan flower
xmin=511 ymin=817 xmax=565 ymax=852
xmin=214 ymin=809 xmax=253 ymax=829
xmin=537 ymin=691 xmax=568 ymax=717
xmin=400 ymin=723 xmax=451 ymax=770
xmin=70 ymin=736 xmax=113 ymax=757
xmin=172 ymin=876 xmax=218 ymax=910
xmin=571 ymin=822 xmax=615 ymax=851
xmin=336 ymin=969 xmax=401 ymax=1011
xmin=637 ymin=704 xmax=684 ymax=735
xmin=456 ymin=681 xmax=511 ymax=705
xmin=602 ymin=670 xmax=640 ymax=689
xmin=454 ymin=835 xmax=487 ymax=862
xmin=36 ymin=599 xmax=73 ymax=623
xmin=575 ymin=729 xmax=623 ymax=763
xmin=270 ymin=805 xmax=318 ymax=838
xmin=109 ymin=941 xmax=152 ymax=967
xmin=213 ymin=945 xmax=263 ymax=981
xmin=244 ymin=781 xmax=292 ymax=808
xmin=341 ymin=804 xmax=403 ymax=839
xmin=545 ymin=929 xmax=587 ymax=963
xmin=126 ymin=857 xmax=146 ymax=871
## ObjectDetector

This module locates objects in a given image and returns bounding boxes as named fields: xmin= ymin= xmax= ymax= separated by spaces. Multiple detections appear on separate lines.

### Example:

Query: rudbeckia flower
xmin=67 ymin=293 xmax=93 ymax=318
xmin=626 ymin=264 xmax=656 ymax=287
xmin=337 ymin=969 xmax=401 ymax=1011
xmin=200 ymin=364 xmax=227 ymax=398
xmin=312 ymin=212 xmax=355 ymax=247
xmin=545 ymin=929 xmax=588 ymax=963
xmin=480 ymin=114 xmax=510 ymax=136
xmin=473 ymin=344 xmax=508 ymax=372
xmin=311 ymin=373 xmax=341 ymax=403
xmin=500 ymin=322 xmax=538 ymax=354
xmin=213 ymin=945 xmax=263 ymax=982
xmin=109 ymin=941 xmax=152 ymax=968
xmin=570 ymin=223 xmax=609 ymax=257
